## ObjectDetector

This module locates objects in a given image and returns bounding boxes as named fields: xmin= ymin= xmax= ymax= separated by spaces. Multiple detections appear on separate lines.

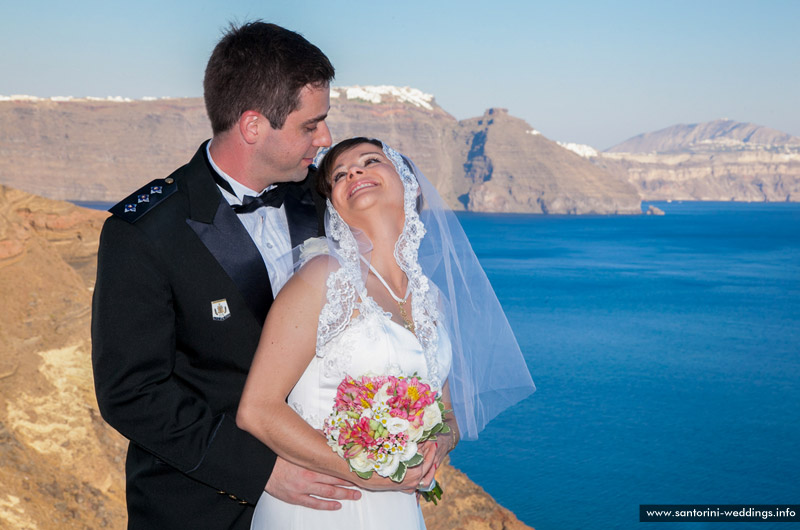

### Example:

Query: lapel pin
xmin=211 ymin=299 xmax=231 ymax=321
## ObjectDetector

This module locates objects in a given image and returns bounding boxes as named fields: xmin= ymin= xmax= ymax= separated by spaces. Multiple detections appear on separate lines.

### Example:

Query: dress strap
xmin=359 ymin=255 xmax=411 ymax=302
xmin=359 ymin=255 xmax=415 ymax=333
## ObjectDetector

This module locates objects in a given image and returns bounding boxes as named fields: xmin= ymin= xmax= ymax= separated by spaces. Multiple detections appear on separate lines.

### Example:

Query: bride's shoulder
xmin=276 ymin=253 xmax=344 ymax=307
xmin=296 ymin=253 xmax=342 ymax=283
xmin=294 ymin=237 xmax=343 ymax=279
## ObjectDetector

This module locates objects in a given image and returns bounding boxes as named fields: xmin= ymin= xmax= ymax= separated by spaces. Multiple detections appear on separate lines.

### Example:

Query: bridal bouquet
xmin=323 ymin=374 xmax=449 ymax=496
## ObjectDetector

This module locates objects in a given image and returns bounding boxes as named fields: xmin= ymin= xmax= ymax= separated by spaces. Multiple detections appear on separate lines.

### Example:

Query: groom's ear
xmin=238 ymin=110 xmax=269 ymax=145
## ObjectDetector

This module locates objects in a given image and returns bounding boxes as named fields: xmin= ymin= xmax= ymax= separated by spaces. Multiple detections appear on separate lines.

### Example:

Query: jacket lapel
xmin=284 ymin=176 xmax=325 ymax=248
xmin=183 ymin=143 xmax=273 ymax=325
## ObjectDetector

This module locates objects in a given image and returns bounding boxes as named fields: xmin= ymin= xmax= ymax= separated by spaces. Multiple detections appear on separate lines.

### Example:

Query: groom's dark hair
xmin=204 ymin=21 xmax=334 ymax=135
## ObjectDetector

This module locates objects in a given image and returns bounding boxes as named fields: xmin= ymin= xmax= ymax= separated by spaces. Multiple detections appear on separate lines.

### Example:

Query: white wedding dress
xmin=250 ymin=291 xmax=452 ymax=530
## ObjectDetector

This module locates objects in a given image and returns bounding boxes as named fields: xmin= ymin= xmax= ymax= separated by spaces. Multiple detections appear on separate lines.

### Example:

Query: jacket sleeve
xmin=91 ymin=215 xmax=276 ymax=504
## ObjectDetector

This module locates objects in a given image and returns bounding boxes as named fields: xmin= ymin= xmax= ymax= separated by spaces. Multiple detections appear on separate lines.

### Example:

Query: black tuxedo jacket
xmin=92 ymin=142 xmax=324 ymax=529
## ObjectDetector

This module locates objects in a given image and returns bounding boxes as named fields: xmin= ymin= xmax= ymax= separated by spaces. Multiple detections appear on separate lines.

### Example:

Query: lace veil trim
xmin=314 ymin=144 xmax=443 ymax=390
xmin=314 ymin=204 xmax=364 ymax=353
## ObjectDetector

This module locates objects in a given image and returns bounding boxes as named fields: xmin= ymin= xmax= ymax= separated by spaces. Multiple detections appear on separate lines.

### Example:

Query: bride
xmin=236 ymin=138 xmax=534 ymax=528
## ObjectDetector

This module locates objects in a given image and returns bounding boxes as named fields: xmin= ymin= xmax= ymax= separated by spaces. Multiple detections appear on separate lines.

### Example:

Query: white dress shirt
xmin=206 ymin=142 xmax=293 ymax=297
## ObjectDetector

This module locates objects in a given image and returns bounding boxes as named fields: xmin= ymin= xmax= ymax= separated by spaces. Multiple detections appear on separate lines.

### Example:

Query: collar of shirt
xmin=206 ymin=140 xmax=276 ymax=205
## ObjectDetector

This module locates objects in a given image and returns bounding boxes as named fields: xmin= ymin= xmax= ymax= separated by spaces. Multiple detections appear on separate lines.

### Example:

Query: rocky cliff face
xmin=456 ymin=109 xmax=641 ymax=214
xmin=0 ymin=89 xmax=639 ymax=214
xmin=0 ymin=97 xmax=212 ymax=202
xmin=596 ymin=119 xmax=800 ymax=201
xmin=606 ymin=119 xmax=800 ymax=154
xmin=0 ymin=185 xmax=533 ymax=529
xmin=0 ymin=186 xmax=127 ymax=529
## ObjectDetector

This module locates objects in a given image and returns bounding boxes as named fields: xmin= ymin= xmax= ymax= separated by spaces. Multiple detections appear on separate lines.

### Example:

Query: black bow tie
xmin=232 ymin=185 xmax=287 ymax=214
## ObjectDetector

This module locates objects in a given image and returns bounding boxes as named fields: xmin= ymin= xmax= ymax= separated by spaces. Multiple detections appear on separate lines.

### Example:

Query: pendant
xmin=397 ymin=300 xmax=415 ymax=334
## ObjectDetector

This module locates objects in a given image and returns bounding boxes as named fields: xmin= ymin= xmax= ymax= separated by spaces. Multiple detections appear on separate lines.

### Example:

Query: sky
xmin=1 ymin=0 xmax=798 ymax=150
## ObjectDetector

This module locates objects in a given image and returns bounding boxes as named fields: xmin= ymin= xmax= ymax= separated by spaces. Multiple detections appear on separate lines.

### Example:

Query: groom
xmin=92 ymin=22 xmax=361 ymax=529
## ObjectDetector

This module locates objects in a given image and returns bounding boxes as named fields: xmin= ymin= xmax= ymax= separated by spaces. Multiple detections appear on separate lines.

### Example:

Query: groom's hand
xmin=265 ymin=457 xmax=361 ymax=510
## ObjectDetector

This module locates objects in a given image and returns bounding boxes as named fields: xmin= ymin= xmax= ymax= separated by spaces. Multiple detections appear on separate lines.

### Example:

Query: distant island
xmin=1 ymin=87 xmax=799 ymax=213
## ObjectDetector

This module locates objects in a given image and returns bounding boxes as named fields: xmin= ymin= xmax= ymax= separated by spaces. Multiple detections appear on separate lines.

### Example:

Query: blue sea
xmin=449 ymin=202 xmax=800 ymax=530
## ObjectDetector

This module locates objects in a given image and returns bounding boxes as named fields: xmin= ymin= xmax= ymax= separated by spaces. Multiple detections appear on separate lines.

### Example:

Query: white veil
xmin=309 ymin=140 xmax=535 ymax=440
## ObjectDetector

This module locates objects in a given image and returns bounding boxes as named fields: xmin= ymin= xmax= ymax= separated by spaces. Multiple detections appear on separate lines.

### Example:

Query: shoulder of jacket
xmin=108 ymin=176 xmax=179 ymax=223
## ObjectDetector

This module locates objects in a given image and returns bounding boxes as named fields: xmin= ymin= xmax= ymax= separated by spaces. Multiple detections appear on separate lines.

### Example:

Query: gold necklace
xmin=395 ymin=298 xmax=415 ymax=334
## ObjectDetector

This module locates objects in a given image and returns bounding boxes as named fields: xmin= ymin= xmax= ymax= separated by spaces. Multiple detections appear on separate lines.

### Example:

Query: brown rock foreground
xmin=0 ymin=186 xmax=533 ymax=529
xmin=421 ymin=462 xmax=533 ymax=530
xmin=0 ymin=185 xmax=126 ymax=529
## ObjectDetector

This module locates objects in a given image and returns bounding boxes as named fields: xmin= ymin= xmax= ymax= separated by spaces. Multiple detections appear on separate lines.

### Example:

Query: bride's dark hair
xmin=315 ymin=137 xmax=423 ymax=212
xmin=315 ymin=137 xmax=383 ymax=198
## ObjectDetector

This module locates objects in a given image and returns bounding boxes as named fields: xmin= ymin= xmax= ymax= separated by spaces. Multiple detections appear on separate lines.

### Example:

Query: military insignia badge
xmin=211 ymin=299 xmax=231 ymax=321
xmin=109 ymin=177 xmax=177 ymax=223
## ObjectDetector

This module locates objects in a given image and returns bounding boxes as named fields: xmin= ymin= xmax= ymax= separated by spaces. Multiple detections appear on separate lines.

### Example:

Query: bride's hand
xmin=416 ymin=435 xmax=449 ymax=492
xmin=419 ymin=424 xmax=458 ymax=489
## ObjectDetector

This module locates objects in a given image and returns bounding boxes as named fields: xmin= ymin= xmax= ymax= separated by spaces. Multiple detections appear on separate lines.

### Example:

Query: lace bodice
xmin=289 ymin=291 xmax=452 ymax=430
xmin=251 ymin=288 xmax=450 ymax=529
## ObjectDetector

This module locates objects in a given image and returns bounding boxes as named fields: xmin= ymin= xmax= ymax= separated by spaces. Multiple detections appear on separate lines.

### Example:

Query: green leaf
xmin=420 ymin=483 xmax=444 ymax=505
xmin=349 ymin=464 xmax=374 ymax=480
xmin=390 ymin=462 xmax=408 ymax=482
xmin=405 ymin=452 xmax=424 ymax=467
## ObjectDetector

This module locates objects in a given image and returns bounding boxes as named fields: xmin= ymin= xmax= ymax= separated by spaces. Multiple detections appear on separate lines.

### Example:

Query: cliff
xmin=0 ymin=185 xmax=126 ymax=529
xmin=0 ymin=97 xmax=211 ymax=202
xmin=456 ymin=109 xmax=640 ymax=214
xmin=0 ymin=185 xmax=532 ymax=529
xmin=606 ymin=119 xmax=800 ymax=154
xmin=595 ymin=119 xmax=800 ymax=201
xmin=0 ymin=89 xmax=640 ymax=214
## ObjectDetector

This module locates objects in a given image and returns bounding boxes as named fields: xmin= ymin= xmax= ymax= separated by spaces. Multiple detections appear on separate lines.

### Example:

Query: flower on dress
xmin=298 ymin=237 xmax=330 ymax=261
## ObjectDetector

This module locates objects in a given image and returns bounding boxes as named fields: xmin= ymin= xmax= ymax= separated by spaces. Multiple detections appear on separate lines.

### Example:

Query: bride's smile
xmin=329 ymin=147 xmax=405 ymax=212
xmin=347 ymin=179 xmax=379 ymax=198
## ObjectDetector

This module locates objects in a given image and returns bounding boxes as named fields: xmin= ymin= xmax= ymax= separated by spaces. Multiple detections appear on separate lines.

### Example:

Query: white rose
xmin=299 ymin=237 xmax=329 ymax=261
xmin=421 ymin=402 xmax=443 ymax=433
xmin=349 ymin=450 xmax=373 ymax=474
xmin=400 ymin=441 xmax=418 ymax=463
xmin=385 ymin=416 xmax=410 ymax=435
xmin=374 ymin=452 xmax=401 ymax=477
xmin=407 ymin=423 xmax=424 ymax=442
xmin=374 ymin=382 xmax=392 ymax=405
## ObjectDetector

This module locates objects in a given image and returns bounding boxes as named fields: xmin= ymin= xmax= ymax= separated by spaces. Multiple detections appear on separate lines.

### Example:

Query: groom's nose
xmin=313 ymin=121 xmax=332 ymax=148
